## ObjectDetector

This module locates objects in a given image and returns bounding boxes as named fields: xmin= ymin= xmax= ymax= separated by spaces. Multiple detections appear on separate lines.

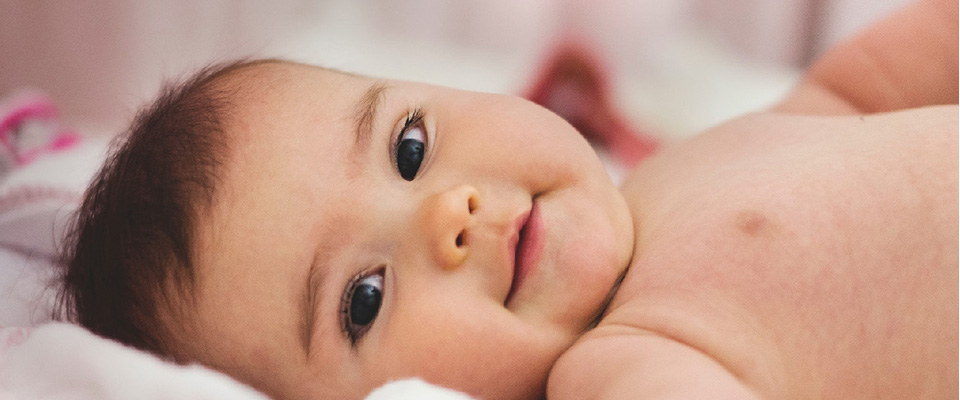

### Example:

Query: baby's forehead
xmin=211 ymin=62 xmax=353 ymax=113
xmin=201 ymin=61 xmax=379 ymax=224
xmin=215 ymin=63 xmax=359 ymax=139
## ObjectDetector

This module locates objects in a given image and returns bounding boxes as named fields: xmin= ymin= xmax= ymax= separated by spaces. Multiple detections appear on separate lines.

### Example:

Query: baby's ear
xmin=522 ymin=41 xmax=658 ymax=167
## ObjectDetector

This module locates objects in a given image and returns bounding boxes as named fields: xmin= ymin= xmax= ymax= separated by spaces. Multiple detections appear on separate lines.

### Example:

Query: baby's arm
xmin=547 ymin=332 xmax=760 ymax=400
xmin=775 ymin=0 xmax=958 ymax=114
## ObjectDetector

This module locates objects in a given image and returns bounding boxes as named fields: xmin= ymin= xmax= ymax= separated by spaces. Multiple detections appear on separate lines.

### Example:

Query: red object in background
xmin=523 ymin=42 xmax=658 ymax=168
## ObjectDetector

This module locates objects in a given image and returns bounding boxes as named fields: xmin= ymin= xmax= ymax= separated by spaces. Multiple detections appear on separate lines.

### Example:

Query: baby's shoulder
xmin=597 ymin=104 xmax=958 ymax=398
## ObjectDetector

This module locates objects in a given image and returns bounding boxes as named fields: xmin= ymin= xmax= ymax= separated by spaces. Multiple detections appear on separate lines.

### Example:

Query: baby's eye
xmin=395 ymin=109 xmax=426 ymax=181
xmin=341 ymin=268 xmax=384 ymax=344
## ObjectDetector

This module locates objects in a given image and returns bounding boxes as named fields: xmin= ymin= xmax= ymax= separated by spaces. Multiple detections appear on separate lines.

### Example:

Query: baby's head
xmin=59 ymin=59 xmax=635 ymax=399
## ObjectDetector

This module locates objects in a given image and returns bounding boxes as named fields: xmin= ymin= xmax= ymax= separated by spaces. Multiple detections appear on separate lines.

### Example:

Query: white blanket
xmin=0 ymin=324 xmax=473 ymax=400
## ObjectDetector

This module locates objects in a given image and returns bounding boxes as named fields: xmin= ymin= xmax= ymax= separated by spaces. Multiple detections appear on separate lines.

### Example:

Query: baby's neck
xmin=584 ymin=264 xmax=630 ymax=333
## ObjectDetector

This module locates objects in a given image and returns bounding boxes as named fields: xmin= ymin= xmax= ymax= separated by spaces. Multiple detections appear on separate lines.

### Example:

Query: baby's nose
xmin=417 ymin=185 xmax=479 ymax=270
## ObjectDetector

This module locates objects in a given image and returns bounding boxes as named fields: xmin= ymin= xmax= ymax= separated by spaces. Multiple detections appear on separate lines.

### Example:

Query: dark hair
xmin=56 ymin=59 xmax=276 ymax=357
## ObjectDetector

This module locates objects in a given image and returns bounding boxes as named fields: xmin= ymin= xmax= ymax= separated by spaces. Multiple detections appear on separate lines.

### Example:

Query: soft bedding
xmin=2 ymin=322 xmax=471 ymax=399
xmin=2 ymin=321 xmax=469 ymax=400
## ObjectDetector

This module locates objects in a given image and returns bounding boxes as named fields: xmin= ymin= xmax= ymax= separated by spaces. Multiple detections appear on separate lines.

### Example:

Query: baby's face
xmin=183 ymin=62 xmax=633 ymax=399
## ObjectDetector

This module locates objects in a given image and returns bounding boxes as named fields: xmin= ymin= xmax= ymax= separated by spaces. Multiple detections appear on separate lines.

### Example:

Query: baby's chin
xmin=577 ymin=170 xmax=634 ymax=329
xmin=528 ymin=189 xmax=632 ymax=337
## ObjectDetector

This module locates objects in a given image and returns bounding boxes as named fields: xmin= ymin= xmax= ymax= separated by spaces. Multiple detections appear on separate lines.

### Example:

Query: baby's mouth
xmin=505 ymin=199 xmax=543 ymax=306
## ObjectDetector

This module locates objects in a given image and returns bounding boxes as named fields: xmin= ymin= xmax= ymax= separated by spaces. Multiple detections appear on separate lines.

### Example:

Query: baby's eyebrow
xmin=351 ymin=81 xmax=388 ymax=163
xmin=301 ymin=251 xmax=326 ymax=357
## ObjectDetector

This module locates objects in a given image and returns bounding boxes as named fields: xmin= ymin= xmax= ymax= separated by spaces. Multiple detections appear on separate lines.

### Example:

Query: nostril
xmin=456 ymin=231 xmax=465 ymax=247
xmin=467 ymin=195 xmax=478 ymax=214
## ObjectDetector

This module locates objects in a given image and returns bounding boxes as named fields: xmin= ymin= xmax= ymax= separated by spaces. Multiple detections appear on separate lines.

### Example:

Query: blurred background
xmin=1 ymin=0 xmax=909 ymax=141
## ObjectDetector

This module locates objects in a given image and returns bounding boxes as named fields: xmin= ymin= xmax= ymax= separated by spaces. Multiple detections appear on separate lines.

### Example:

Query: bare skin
xmin=169 ymin=0 xmax=955 ymax=398
xmin=548 ymin=0 xmax=958 ymax=398
xmin=551 ymin=105 xmax=957 ymax=399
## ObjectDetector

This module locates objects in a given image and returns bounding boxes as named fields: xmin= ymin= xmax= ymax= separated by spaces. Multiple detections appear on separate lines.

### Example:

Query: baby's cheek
xmin=374 ymin=306 xmax=555 ymax=399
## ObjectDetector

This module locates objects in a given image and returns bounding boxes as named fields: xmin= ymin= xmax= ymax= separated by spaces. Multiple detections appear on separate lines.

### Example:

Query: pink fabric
xmin=0 ymin=89 xmax=81 ymax=166
xmin=0 ymin=327 xmax=31 ymax=354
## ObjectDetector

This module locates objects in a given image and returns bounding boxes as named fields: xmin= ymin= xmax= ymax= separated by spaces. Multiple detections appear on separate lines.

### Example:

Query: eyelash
xmin=400 ymin=107 xmax=424 ymax=137
xmin=339 ymin=267 xmax=385 ymax=345
xmin=393 ymin=107 xmax=427 ymax=181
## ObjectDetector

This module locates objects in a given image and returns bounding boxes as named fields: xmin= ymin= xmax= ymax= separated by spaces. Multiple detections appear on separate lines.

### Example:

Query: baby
xmin=58 ymin=0 xmax=957 ymax=399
